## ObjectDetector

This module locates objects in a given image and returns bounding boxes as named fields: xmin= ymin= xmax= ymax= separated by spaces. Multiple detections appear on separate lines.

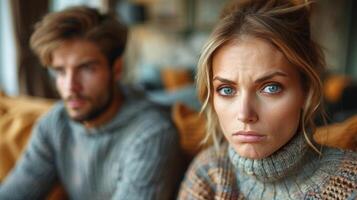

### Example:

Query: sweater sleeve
xmin=0 ymin=116 xmax=58 ymax=200
xmin=112 ymin=122 xmax=184 ymax=200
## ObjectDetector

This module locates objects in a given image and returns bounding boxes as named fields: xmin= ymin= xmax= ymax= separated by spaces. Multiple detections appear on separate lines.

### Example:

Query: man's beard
xmin=79 ymin=89 xmax=113 ymax=122
xmin=66 ymin=80 xmax=115 ymax=123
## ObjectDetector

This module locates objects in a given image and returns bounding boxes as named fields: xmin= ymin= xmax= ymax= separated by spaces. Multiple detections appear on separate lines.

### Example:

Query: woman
xmin=178 ymin=0 xmax=357 ymax=199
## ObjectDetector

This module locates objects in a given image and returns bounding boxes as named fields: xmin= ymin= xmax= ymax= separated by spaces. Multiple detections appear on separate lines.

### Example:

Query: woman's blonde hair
xmin=197 ymin=0 xmax=325 ymax=151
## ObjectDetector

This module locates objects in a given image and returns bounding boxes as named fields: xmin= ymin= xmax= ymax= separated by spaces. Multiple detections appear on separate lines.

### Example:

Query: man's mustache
xmin=65 ymin=94 xmax=90 ymax=101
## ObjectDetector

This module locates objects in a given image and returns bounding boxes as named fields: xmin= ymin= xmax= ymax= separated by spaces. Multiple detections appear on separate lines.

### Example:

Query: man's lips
xmin=66 ymin=98 xmax=87 ymax=109
xmin=232 ymin=131 xmax=266 ymax=143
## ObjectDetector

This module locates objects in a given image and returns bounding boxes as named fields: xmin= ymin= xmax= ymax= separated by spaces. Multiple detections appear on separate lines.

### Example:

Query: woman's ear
xmin=112 ymin=57 xmax=123 ymax=81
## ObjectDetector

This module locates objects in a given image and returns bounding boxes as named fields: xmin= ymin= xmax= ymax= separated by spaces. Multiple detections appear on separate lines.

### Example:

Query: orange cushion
xmin=172 ymin=103 xmax=208 ymax=158
xmin=314 ymin=115 xmax=357 ymax=151
xmin=0 ymin=94 xmax=67 ymax=200
xmin=0 ymin=95 xmax=54 ymax=180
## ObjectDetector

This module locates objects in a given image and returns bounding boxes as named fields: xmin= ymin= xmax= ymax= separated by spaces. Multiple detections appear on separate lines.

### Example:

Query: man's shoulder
xmin=139 ymin=100 xmax=171 ymax=122
xmin=121 ymin=85 xmax=170 ymax=114
xmin=122 ymin=97 xmax=173 ymax=128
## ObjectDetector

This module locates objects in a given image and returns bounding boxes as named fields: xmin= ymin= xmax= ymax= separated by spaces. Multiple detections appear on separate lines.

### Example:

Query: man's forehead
xmin=51 ymin=39 xmax=105 ymax=67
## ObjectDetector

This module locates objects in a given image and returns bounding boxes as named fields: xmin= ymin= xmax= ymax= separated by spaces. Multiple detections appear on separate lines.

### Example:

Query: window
xmin=51 ymin=0 xmax=102 ymax=11
xmin=0 ymin=1 xmax=18 ymax=95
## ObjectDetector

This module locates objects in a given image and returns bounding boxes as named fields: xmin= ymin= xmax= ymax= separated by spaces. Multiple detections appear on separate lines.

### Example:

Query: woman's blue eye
xmin=217 ymin=87 xmax=235 ymax=96
xmin=262 ymin=84 xmax=282 ymax=94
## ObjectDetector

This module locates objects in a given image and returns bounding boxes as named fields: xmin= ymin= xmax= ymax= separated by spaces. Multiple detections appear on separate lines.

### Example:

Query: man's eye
xmin=80 ymin=63 xmax=96 ymax=72
xmin=50 ymin=68 xmax=65 ymax=77
xmin=261 ymin=84 xmax=282 ymax=94
xmin=217 ymin=86 xmax=236 ymax=96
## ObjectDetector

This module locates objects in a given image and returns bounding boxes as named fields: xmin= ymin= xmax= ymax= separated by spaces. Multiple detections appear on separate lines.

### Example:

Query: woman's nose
xmin=236 ymin=92 xmax=258 ymax=123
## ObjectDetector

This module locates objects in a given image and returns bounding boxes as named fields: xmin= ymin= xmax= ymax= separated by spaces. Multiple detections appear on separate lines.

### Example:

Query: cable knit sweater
xmin=0 ymin=92 xmax=183 ymax=200
xmin=178 ymin=133 xmax=357 ymax=200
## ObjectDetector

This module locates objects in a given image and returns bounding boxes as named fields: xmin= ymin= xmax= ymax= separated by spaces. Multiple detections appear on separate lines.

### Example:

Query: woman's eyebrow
xmin=212 ymin=71 xmax=288 ymax=84
xmin=212 ymin=76 xmax=236 ymax=85
xmin=254 ymin=71 xmax=288 ymax=83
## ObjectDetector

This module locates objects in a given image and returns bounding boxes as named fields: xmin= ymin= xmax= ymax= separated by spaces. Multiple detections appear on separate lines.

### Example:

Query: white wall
xmin=0 ymin=0 xmax=18 ymax=95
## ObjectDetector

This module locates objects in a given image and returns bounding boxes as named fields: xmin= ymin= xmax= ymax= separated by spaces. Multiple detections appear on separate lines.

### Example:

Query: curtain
xmin=10 ymin=0 xmax=58 ymax=98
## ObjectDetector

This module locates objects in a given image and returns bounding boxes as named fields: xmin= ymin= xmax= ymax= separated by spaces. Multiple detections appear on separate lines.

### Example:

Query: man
xmin=0 ymin=6 xmax=183 ymax=200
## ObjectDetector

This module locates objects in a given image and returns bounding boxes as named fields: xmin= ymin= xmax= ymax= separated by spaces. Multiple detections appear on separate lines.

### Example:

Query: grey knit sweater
xmin=0 ymin=94 xmax=183 ymax=200
xmin=179 ymin=132 xmax=357 ymax=199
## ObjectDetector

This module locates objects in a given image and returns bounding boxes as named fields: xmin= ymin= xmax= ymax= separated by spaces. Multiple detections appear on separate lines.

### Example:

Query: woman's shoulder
xmin=327 ymin=148 xmax=357 ymax=180
xmin=178 ymin=143 xmax=241 ymax=200
xmin=308 ymin=148 xmax=357 ymax=199
xmin=189 ymin=143 xmax=232 ymax=173
xmin=317 ymin=148 xmax=357 ymax=179
xmin=320 ymin=147 xmax=357 ymax=168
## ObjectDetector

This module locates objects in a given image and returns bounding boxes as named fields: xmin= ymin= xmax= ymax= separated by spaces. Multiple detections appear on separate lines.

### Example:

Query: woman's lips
xmin=232 ymin=131 xmax=266 ymax=143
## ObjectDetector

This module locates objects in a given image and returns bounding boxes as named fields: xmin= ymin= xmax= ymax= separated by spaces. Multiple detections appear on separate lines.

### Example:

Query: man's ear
xmin=112 ymin=57 xmax=123 ymax=81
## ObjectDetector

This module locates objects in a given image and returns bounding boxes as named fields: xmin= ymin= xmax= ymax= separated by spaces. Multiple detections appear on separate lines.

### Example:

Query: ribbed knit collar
xmin=228 ymin=132 xmax=311 ymax=182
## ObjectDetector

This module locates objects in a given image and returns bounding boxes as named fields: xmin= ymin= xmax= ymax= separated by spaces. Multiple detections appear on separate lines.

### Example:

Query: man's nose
xmin=236 ymin=92 xmax=258 ymax=124
xmin=64 ymin=71 xmax=81 ymax=93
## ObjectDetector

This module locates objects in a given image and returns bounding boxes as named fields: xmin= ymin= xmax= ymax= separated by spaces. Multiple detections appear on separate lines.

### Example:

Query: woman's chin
xmin=233 ymin=145 xmax=273 ymax=160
